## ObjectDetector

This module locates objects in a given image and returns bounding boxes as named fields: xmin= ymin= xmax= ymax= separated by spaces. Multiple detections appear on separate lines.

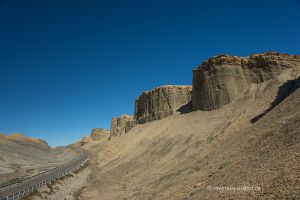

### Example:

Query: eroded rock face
xmin=90 ymin=128 xmax=110 ymax=141
xmin=81 ymin=136 xmax=92 ymax=143
xmin=192 ymin=52 xmax=300 ymax=111
xmin=110 ymin=115 xmax=136 ymax=137
xmin=134 ymin=85 xmax=192 ymax=124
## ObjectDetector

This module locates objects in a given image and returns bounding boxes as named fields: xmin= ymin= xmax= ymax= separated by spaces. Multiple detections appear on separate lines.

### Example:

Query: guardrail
xmin=0 ymin=149 xmax=79 ymax=192
xmin=0 ymin=148 xmax=83 ymax=191
xmin=0 ymin=162 xmax=68 ymax=192
xmin=0 ymin=148 xmax=89 ymax=200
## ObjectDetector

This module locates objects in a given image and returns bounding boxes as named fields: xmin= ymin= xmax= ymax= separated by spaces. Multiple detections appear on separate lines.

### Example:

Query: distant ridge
xmin=0 ymin=132 xmax=49 ymax=147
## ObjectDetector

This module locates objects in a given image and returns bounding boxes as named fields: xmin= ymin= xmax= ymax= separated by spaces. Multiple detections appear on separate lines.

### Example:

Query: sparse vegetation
xmin=20 ymin=189 xmax=39 ymax=200
xmin=74 ymin=161 xmax=90 ymax=174
xmin=73 ymin=186 xmax=87 ymax=200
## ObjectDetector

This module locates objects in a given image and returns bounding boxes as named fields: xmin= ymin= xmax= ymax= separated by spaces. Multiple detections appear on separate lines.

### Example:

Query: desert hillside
xmin=0 ymin=133 xmax=77 ymax=187
xmin=72 ymin=52 xmax=299 ymax=199
xmin=17 ymin=52 xmax=300 ymax=200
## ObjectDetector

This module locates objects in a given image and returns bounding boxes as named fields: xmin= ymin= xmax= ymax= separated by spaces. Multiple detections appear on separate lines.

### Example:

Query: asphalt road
xmin=0 ymin=148 xmax=89 ymax=200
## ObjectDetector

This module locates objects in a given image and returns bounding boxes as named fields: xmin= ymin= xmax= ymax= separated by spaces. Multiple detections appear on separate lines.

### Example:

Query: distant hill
xmin=0 ymin=133 xmax=76 ymax=187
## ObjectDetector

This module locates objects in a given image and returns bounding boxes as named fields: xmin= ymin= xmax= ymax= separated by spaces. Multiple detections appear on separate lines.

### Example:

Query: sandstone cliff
xmin=80 ymin=52 xmax=300 ymax=200
xmin=110 ymin=115 xmax=136 ymax=137
xmin=90 ymin=128 xmax=110 ymax=141
xmin=134 ymin=85 xmax=192 ymax=124
xmin=192 ymin=52 xmax=300 ymax=111
xmin=81 ymin=136 xmax=93 ymax=143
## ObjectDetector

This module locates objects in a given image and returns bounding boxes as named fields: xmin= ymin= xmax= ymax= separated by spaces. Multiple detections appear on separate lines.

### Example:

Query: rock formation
xmin=81 ymin=136 xmax=93 ymax=143
xmin=134 ymin=85 xmax=192 ymax=124
xmin=192 ymin=52 xmax=300 ymax=111
xmin=110 ymin=115 xmax=136 ymax=137
xmin=90 ymin=128 xmax=110 ymax=141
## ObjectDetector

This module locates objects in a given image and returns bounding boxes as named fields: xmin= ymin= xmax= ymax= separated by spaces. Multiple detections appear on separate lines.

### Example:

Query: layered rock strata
xmin=192 ymin=52 xmax=300 ymax=111
xmin=134 ymin=85 xmax=192 ymax=124
xmin=110 ymin=115 xmax=136 ymax=137
xmin=90 ymin=128 xmax=110 ymax=141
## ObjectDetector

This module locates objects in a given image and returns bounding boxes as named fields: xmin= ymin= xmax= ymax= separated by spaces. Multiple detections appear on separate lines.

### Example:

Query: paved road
xmin=0 ymin=148 xmax=89 ymax=200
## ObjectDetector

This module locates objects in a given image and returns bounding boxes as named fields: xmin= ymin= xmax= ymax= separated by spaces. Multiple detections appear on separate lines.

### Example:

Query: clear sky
xmin=0 ymin=0 xmax=299 ymax=147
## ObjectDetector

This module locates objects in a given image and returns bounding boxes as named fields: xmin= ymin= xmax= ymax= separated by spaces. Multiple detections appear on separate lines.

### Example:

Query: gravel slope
xmin=79 ymin=76 xmax=300 ymax=199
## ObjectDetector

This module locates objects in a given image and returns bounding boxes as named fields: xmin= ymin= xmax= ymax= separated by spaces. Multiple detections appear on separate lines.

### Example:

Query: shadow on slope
xmin=177 ymin=101 xmax=192 ymax=114
xmin=250 ymin=77 xmax=300 ymax=123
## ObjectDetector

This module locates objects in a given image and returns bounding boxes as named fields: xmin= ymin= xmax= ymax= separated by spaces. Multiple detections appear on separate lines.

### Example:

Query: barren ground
xmin=20 ymin=75 xmax=300 ymax=199
xmin=0 ymin=139 xmax=77 ymax=187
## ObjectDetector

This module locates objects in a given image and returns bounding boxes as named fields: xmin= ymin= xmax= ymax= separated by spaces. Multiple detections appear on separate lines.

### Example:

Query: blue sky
xmin=0 ymin=0 xmax=299 ymax=147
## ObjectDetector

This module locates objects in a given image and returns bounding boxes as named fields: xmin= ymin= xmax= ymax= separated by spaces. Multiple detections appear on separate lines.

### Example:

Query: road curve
xmin=0 ymin=148 xmax=89 ymax=200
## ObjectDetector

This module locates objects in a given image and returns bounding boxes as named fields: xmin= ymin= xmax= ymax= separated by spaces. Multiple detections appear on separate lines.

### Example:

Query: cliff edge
xmin=192 ymin=52 xmax=300 ymax=111
xmin=134 ymin=85 xmax=192 ymax=124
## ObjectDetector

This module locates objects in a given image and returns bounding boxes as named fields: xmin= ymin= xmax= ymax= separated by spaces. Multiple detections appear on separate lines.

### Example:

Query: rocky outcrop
xmin=192 ymin=52 xmax=300 ymax=111
xmin=110 ymin=115 xmax=136 ymax=137
xmin=90 ymin=128 xmax=110 ymax=141
xmin=109 ymin=86 xmax=192 ymax=137
xmin=134 ymin=85 xmax=192 ymax=124
xmin=81 ymin=136 xmax=93 ymax=143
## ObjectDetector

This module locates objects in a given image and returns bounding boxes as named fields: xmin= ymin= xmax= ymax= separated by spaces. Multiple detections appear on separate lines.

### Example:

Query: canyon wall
xmin=90 ymin=128 xmax=110 ymax=141
xmin=134 ymin=85 xmax=192 ymax=124
xmin=192 ymin=52 xmax=300 ymax=111
xmin=109 ymin=52 xmax=299 ymax=138
xmin=110 ymin=115 xmax=136 ymax=137
xmin=110 ymin=86 xmax=192 ymax=137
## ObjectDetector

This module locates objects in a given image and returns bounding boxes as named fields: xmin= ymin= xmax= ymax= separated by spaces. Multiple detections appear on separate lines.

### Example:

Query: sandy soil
xmin=18 ymin=72 xmax=300 ymax=199
xmin=30 ymin=167 xmax=91 ymax=200
xmin=22 ymin=141 xmax=101 ymax=200
xmin=0 ymin=142 xmax=77 ymax=187
xmin=75 ymin=75 xmax=300 ymax=199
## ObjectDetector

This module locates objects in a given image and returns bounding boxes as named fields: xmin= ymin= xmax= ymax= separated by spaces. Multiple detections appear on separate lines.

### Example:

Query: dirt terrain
xmin=4 ymin=52 xmax=299 ymax=199
xmin=34 ymin=73 xmax=300 ymax=199
xmin=23 ymin=141 xmax=100 ymax=200
xmin=0 ymin=133 xmax=77 ymax=187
